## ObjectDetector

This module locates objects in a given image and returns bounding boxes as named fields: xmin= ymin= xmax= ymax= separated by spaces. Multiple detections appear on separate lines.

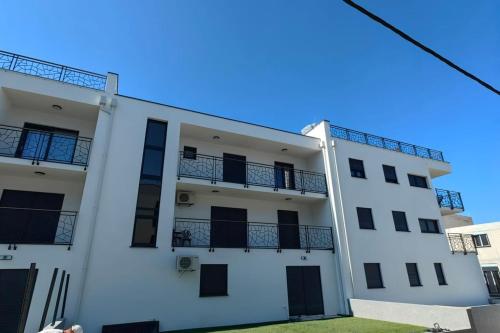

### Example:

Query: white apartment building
xmin=448 ymin=222 xmax=500 ymax=299
xmin=0 ymin=51 xmax=490 ymax=333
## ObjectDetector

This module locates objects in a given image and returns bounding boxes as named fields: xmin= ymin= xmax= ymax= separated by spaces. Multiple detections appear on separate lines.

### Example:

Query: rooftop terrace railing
xmin=436 ymin=188 xmax=464 ymax=211
xmin=0 ymin=124 xmax=92 ymax=168
xmin=330 ymin=125 xmax=445 ymax=162
xmin=172 ymin=217 xmax=334 ymax=252
xmin=0 ymin=50 xmax=107 ymax=90
xmin=447 ymin=233 xmax=477 ymax=254
xmin=178 ymin=151 xmax=328 ymax=195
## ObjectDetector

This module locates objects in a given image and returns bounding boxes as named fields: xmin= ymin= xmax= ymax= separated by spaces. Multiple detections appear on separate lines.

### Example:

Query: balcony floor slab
xmin=177 ymin=177 xmax=327 ymax=202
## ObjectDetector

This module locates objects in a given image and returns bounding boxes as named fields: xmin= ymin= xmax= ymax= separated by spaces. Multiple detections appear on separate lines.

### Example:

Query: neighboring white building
xmin=448 ymin=221 xmax=500 ymax=298
xmin=0 ymin=51 xmax=490 ymax=333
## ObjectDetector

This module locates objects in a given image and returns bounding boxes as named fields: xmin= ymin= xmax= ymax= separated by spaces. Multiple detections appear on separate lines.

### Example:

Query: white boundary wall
xmin=350 ymin=299 xmax=500 ymax=332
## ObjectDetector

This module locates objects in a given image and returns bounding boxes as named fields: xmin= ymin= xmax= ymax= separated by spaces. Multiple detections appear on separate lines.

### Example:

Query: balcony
xmin=0 ymin=207 xmax=77 ymax=248
xmin=447 ymin=233 xmax=477 ymax=254
xmin=177 ymin=151 xmax=328 ymax=195
xmin=0 ymin=50 xmax=107 ymax=90
xmin=330 ymin=125 xmax=445 ymax=162
xmin=436 ymin=189 xmax=464 ymax=215
xmin=172 ymin=218 xmax=334 ymax=252
xmin=0 ymin=124 xmax=92 ymax=168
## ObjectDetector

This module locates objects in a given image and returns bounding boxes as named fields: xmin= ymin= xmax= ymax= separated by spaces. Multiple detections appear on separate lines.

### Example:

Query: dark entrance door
xmin=278 ymin=210 xmax=300 ymax=249
xmin=211 ymin=206 xmax=247 ymax=248
xmin=16 ymin=123 xmax=79 ymax=163
xmin=0 ymin=269 xmax=37 ymax=333
xmin=275 ymin=162 xmax=295 ymax=190
xmin=0 ymin=190 xmax=64 ymax=244
xmin=223 ymin=153 xmax=246 ymax=184
xmin=286 ymin=266 xmax=324 ymax=317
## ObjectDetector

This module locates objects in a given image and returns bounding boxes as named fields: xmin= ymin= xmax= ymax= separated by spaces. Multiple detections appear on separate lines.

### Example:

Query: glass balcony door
xmin=16 ymin=123 xmax=78 ymax=163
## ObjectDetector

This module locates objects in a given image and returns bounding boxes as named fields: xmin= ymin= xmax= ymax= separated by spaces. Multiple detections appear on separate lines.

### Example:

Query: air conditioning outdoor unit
xmin=176 ymin=256 xmax=199 ymax=272
xmin=176 ymin=191 xmax=194 ymax=205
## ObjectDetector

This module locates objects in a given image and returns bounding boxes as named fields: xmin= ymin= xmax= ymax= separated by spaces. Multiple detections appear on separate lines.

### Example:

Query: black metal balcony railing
xmin=436 ymin=188 xmax=464 ymax=211
xmin=177 ymin=152 xmax=328 ymax=195
xmin=172 ymin=218 xmax=334 ymax=252
xmin=330 ymin=125 xmax=445 ymax=162
xmin=447 ymin=233 xmax=477 ymax=254
xmin=0 ymin=125 xmax=92 ymax=168
xmin=0 ymin=207 xmax=77 ymax=248
xmin=0 ymin=50 xmax=107 ymax=90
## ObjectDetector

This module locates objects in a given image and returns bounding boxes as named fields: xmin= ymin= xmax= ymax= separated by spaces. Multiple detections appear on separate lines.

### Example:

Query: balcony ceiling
xmin=3 ymin=87 xmax=99 ymax=122
xmin=181 ymin=124 xmax=320 ymax=157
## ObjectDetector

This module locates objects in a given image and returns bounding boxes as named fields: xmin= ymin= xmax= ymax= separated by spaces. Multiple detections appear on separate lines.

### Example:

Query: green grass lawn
xmin=169 ymin=317 xmax=427 ymax=333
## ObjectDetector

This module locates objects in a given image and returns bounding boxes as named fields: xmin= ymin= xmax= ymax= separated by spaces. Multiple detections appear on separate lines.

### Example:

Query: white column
xmin=306 ymin=120 xmax=354 ymax=315
xmin=72 ymin=73 xmax=118 ymax=321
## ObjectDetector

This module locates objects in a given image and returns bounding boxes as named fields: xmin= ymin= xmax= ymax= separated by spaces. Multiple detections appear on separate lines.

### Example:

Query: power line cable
xmin=343 ymin=0 xmax=499 ymax=95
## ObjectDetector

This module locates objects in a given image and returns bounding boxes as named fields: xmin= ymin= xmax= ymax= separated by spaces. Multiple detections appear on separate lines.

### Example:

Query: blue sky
xmin=1 ymin=0 xmax=498 ymax=222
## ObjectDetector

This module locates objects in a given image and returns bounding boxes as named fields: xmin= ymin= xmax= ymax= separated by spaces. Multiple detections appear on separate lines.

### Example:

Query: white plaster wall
xmin=0 ymin=69 xmax=106 ymax=333
xmin=449 ymin=222 xmax=500 ymax=271
xmin=0 ymin=104 xmax=97 ymax=138
xmin=331 ymin=138 xmax=489 ymax=306
xmin=77 ymin=96 xmax=341 ymax=332
xmin=0 ymin=173 xmax=87 ymax=333
xmin=180 ymin=137 xmax=315 ymax=172
xmin=350 ymin=298 xmax=472 ymax=331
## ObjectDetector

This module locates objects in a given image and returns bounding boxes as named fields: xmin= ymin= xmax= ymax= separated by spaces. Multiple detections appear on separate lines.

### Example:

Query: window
xmin=131 ymin=120 xmax=168 ymax=247
xmin=349 ymin=158 xmax=366 ymax=178
xmin=473 ymin=234 xmax=490 ymax=247
xmin=200 ymin=264 xmax=228 ymax=297
xmin=392 ymin=211 xmax=409 ymax=232
xmin=434 ymin=263 xmax=447 ymax=285
xmin=383 ymin=165 xmax=398 ymax=184
xmin=419 ymin=218 xmax=440 ymax=234
xmin=183 ymin=146 xmax=197 ymax=159
xmin=408 ymin=174 xmax=428 ymax=188
xmin=364 ymin=263 xmax=384 ymax=289
xmin=357 ymin=207 xmax=375 ymax=230
xmin=406 ymin=263 xmax=422 ymax=287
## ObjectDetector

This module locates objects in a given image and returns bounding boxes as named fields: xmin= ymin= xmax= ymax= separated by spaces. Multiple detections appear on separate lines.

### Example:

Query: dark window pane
xmin=349 ymin=158 xmax=366 ymax=178
xmin=145 ymin=121 xmax=167 ymax=147
xmin=200 ymin=264 xmax=228 ymax=297
xmin=131 ymin=218 xmax=157 ymax=245
xmin=419 ymin=219 xmax=439 ymax=234
xmin=357 ymin=207 xmax=375 ymax=230
xmin=474 ymin=234 xmax=490 ymax=247
xmin=364 ymin=263 xmax=383 ymax=289
xmin=142 ymin=148 xmax=164 ymax=177
xmin=183 ymin=146 xmax=197 ymax=160
xmin=392 ymin=211 xmax=409 ymax=232
xmin=406 ymin=263 xmax=422 ymax=286
xmin=434 ymin=263 xmax=447 ymax=285
xmin=383 ymin=165 xmax=398 ymax=184
xmin=480 ymin=234 xmax=490 ymax=247
xmin=408 ymin=174 xmax=428 ymax=188
xmin=132 ymin=120 xmax=167 ymax=247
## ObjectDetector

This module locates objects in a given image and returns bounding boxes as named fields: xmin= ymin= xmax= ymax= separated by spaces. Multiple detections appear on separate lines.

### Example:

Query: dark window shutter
xmin=392 ymin=211 xmax=409 ymax=232
xmin=408 ymin=175 xmax=428 ymax=188
xmin=349 ymin=158 xmax=366 ymax=178
xmin=364 ymin=263 xmax=383 ymax=289
xmin=434 ymin=263 xmax=447 ymax=285
xmin=406 ymin=263 xmax=422 ymax=286
xmin=357 ymin=207 xmax=375 ymax=230
xmin=200 ymin=264 xmax=228 ymax=297
xmin=383 ymin=165 xmax=398 ymax=183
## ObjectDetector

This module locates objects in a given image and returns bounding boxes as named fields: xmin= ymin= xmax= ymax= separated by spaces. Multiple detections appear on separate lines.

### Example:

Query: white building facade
xmin=448 ymin=222 xmax=500 ymax=299
xmin=0 ymin=51 xmax=489 ymax=333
